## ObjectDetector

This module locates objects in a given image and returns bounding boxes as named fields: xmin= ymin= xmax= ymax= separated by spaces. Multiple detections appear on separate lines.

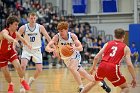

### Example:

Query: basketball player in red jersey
xmin=80 ymin=28 xmax=136 ymax=93
xmin=0 ymin=16 xmax=31 ymax=93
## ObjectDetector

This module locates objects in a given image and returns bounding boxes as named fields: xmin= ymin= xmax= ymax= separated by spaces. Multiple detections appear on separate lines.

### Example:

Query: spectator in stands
xmin=2 ymin=0 xmax=15 ymax=8
xmin=15 ymin=1 xmax=23 ymax=11
xmin=33 ymin=0 xmax=41 ymax=9
xmin=44 ymin=8 xmax=52 ymax=23
xmin=30 ymin=4 xmax=37 ymax=12
xmin=22 ymin=0 xmax=31 ymax=14
xmin=23 ymin=0 xmax=30 ymax=10
xmin=19 ymin=14 xmax=28 ymax=26
xmin=97 ymin=39 xmax=105 ymax=49
xmin=92 ymin=38 xmax=100 ymax=54
xmin=97 ymin=35 xmax=103 ymax=42
xmin=130 ymin=42 xmax=139 ymax=66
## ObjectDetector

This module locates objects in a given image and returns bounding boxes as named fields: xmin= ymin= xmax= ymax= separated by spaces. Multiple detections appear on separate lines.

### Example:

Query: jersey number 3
xmin=8 ymin=45 xmax=11 ymax=50
xmin=110 ymin=46 xmax=117 ymax=57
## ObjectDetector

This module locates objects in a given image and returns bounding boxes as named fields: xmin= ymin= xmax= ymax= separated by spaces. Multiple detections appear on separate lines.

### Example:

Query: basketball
xmin=61 ymin=45 xmax=73 ymax=57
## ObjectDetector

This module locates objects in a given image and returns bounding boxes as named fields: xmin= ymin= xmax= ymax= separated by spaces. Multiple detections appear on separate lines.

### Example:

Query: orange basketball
xmin=61 ymin=45 xmax=73 ymax=57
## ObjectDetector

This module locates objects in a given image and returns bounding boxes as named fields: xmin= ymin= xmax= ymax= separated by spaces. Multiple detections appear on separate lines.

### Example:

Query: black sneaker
xmin=101 ymin=80 xmax=111 ymax=93
xmin=78 ymin=87 xmax=84 ymax=93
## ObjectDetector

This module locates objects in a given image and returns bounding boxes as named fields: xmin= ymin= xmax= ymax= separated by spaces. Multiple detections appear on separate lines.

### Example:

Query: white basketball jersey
xmin=57 ymin=32 xmax=80 ymax=59
xmin=23 ymin=23 xmax=41 ymax=49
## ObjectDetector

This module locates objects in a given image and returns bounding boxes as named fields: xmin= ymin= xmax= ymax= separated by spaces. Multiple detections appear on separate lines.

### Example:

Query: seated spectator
xmin=23 ymin=0 xmax=30 ymax=11
xmin=92 ymin=38 xmax=100 ymax=54
xmin=97 ymin=39 xmax=105 ymax=49
xmin=130 ymin=42 xmax=139 ymax=66
xmin=19 ymin=14 xmax=28 ymax=26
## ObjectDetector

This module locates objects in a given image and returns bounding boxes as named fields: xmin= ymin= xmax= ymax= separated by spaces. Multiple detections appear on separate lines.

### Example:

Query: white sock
xmin=20 ymin=77 xmax=24 ymax=82
xmin=79 ymin=84 xmax=84 ymax=88
xmin=98 ymin=82 xmax=103 ymax=86
xmin=31 ymin=77 xmax=35 ymax=80
xmin=9 ymin=82 xmax=13 ymax=85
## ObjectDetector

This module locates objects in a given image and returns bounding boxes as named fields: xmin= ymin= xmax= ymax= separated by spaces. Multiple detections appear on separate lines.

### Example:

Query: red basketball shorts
xmin=0 ymin=49 xmax=18 ymax=68
xmin=95 ymin=62 xmax=126 ymax=87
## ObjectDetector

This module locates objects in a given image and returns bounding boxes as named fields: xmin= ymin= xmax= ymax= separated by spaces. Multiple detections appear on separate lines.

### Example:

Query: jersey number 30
xmin=110 ymin=46 xmax=117 ymax=57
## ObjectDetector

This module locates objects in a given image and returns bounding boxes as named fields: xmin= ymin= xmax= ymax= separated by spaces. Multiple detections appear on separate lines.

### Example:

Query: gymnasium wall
xmin=117 ymin=0 xmax=133 ymax=12
xmin=65 ymin=0 xmax=133 ymax=14
xmin=43 ymin=0 xmax=133 ymax=15
xmin=91 ymin=23 xmax=130 ymax=37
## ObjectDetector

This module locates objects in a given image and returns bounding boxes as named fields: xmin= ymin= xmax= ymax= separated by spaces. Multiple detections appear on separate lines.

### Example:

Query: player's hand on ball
xmin=71 ymin=44 xmax=76 ymax=51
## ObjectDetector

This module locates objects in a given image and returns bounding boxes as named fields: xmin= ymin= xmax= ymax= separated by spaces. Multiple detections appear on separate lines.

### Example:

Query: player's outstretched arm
xmin=16 ymin=32 xmax=31 ymax=49
xmin=45 ymin=35 xmax=58 ymax=53
xmin=124 ymin=46 xmax=136 ymax=88
xmin=1 ymin=29 xmax=16 ymax=43
xmin=18 ymin=25 xmax=25 ymax=35
xmin=40 ymin=25 xmax=51 ymax=43
xmin=71 ymin=33 xmax=83 ymax=51
xmin=17 ymin=25 xmax=32 ymax=49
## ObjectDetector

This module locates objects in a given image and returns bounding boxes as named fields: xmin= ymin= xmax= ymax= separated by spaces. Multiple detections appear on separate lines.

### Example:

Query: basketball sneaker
xmin=8 ymin=83 xmax=14 ymax=93
xmin=56 ymin=64 xmax=61 ymax=68
xmin=21 ymin=80 xmax=30 ymax=90
xmin=78 ymin=87 xmax=84 ymax=93
xmin=101 ymin=81 xmax=111 ymax=93
xmin=28 ymin=77 xmax=35 ymax=87
xmin=49 ymin=63 xmax=53 ymax=69
xmin=20 ymin=86 xmax=25 ymax=93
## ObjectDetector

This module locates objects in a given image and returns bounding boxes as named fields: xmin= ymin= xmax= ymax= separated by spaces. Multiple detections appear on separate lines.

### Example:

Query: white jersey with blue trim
xmin=57 ymin=32 xmax=80 ymax=60
xmin=23 ymin=23 xmax=41 ymax=49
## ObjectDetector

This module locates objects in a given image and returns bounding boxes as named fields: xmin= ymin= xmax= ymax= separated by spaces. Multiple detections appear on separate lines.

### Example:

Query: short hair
xmin=6 ymin=16 xmax=19 ymax=27
xmin=57 ymin=21 xmax=68 ymax=31
xmin=114 ymin=28 xmax=125 ymax=39
xmin=28 ymin=12 xmax=37 ymax=16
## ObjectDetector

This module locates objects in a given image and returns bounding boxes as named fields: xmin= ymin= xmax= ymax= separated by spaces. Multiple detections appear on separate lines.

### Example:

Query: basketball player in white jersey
xmin=18 ymin=12 xmax=52 ymax=92
xmin=45 ymin=21 xmax=111 ymax=93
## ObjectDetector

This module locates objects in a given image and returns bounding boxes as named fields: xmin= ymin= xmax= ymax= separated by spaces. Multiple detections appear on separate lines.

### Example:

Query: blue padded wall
xmin=72 ymin=0 xmax=87 ymax=13
xmin=102 ymin=0 xmax=117 ymax=12
xmin=129 ymin=24 xmax=140 ymax=61
xmin=73 ymin=5 xmax=86 ymax=13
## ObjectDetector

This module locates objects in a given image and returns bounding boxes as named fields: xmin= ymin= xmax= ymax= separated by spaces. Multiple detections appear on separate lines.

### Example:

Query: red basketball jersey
xmin=0 ymin=29 xmax=16 ymax=54
xmin=101 ymin=40 xmax=126 ymax=65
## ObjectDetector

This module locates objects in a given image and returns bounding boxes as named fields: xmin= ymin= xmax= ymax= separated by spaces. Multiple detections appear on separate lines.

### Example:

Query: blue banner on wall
xmin=72 ymin=0 xmax=87 ymax=13
xmin=102 ymin=0 xmax=118 ymax=12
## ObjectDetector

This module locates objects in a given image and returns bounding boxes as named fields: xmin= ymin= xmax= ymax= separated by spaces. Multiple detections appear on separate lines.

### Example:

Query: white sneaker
xmin=28 ymin=77 xmax=35 ymax=87
xmin=56 ymin=64 xmax=61 ymax=68
xmin=20 ymin=86 xmax=25 ymax=93
xmin=49 ymin=63 xmax=53 ymax=68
